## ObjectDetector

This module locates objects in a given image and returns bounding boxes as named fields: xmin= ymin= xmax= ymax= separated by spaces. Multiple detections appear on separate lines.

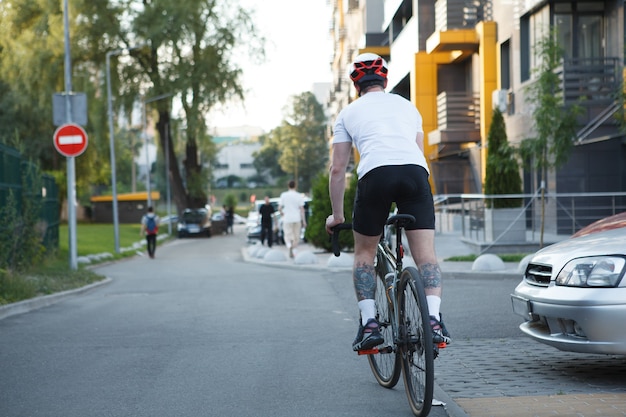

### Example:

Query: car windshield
xmin=183 ymin=210 xmax=205 ymax=222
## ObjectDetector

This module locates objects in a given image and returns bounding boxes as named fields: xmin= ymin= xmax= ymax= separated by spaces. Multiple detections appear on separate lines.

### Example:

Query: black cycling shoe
xmin=430 ymin=314 xmax=451 ymax=345
xmin=353 ymin=318 xmax=384 ymax=351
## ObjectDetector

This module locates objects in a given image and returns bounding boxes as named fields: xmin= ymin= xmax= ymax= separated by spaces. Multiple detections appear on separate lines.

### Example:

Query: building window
xmin=520 ymin=16 xmax=530 ymax=82
xmin=240 ymin=163 xmax=253 ymax=169
xmin=521 ymin=2 xmax=605 ymax=82
xmin=214 ymin=163 xmax=229 ymax=169
xmin=520 ymin=5 xmax=550 ymax=82
xmin=554 ymin=2 xmax=604 ymax=60
xmin=500 ymin=39 xmax=511 ymax=90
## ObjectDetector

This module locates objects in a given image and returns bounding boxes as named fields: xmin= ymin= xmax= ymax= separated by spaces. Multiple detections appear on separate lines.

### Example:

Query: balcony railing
xmin=554 ymin=57 xmax=622 ymax=138
xmin=556 ymin=57 xmax=620 ymax=106
xmin=429 ymin=92 xmax=481 ymax=144
xmin=437 ymin=92 xmax=480 ymax=129
xmin=435 ymin=0 xmax=487 ymax=31
xmin=434 ymin=192 xmax=626 ymax=246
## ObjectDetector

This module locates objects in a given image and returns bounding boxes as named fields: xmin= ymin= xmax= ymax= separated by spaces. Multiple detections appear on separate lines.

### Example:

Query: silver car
xmin=511 ymin=212 xmax=626 ymax=354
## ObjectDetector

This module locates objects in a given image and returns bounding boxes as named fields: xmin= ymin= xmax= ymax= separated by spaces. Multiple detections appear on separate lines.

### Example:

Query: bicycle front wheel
xmin=398 ymin=267 xmax=434 ymax=417
xmin=367 ymin=252 xmax=401 ymax=388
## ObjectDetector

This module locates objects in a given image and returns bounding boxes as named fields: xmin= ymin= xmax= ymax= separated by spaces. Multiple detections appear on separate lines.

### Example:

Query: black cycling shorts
xmin=352 ymin=165 xmax=435 ymax=236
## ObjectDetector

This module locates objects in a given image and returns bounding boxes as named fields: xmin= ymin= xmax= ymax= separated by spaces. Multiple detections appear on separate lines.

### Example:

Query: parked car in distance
xmin=177 ymin=207 xmax=212 ymax=238
xmin=211 ymin=212 xmax=229 ymax=235
xmin=233 ymin=213 xmax=247 ymax=225
xmin=511 ymin=211 xmax=626 ymax=354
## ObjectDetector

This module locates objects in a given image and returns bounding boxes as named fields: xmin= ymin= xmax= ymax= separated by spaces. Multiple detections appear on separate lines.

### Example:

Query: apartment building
xmin=328 ymin=0 xmax=626 ymax=197
xmin=211 ymin=126 xmax=264 ymax=188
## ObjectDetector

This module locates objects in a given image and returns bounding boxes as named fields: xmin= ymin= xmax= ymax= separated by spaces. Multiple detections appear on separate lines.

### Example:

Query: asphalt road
xmin=0 ymin=229 xmax=450 ymax=417
xmin=5 ymin=227 xmax=624 ymax=417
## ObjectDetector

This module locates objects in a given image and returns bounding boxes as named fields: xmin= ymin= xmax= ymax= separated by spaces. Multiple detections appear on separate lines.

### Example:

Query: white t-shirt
xmin=279 ymin=190 xmax=304 ymax=223
xmin=333 ymin=91 xmax=429 ymax=179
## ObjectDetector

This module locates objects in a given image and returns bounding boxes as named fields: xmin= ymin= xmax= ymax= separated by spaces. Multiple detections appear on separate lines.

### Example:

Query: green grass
xmin=0 ymin=255 xmax=104 ymax=305
xmin=0 ymin=223 xmax=172 ymax=306
xmin=60 ymin=223 xmax=147 ymax=256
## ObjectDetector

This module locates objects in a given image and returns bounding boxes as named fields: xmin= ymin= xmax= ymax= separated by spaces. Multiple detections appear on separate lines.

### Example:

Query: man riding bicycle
xmin=325 ymin=53 xmax=451 ymax=352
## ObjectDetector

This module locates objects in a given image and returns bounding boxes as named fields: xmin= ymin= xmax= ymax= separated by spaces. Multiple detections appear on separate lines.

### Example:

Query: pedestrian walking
xmin=226 ymin=206 xmax=235 ymax=234
xmin=140 ymin=206 xmax=160 ymax=259
xmin=259 ymin=196 xmax=275 ymax=247
xmin=279 ymin=180 xmax=306 ymax=258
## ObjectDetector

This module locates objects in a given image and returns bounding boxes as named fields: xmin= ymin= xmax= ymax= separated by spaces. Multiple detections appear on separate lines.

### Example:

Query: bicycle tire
xmin=398 ymin=267 xmax=434 ymax=417
xmin=367 ymin=251 xmax=401 ymax=388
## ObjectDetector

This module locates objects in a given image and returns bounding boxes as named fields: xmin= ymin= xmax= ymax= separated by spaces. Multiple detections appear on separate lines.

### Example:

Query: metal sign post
xmin=53 ymin=1 xmax=89 ymax=270
xmin=63 ymin=0 xmax=78 ymax=270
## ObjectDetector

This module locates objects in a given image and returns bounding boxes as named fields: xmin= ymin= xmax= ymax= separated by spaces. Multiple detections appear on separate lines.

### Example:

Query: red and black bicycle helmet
xmin=349 ymin=53 xmax=389 ymax=84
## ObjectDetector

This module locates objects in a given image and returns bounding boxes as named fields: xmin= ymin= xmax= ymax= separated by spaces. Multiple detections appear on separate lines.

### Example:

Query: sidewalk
xmin=243 ymin=232 xmax=626 ymax=417
xmin=242 ymin=232 xmax=524 ymax=279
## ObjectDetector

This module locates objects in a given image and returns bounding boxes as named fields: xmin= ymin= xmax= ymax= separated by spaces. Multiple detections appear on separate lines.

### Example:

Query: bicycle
xmin=332 ymin=214 xmax=446 ymax=417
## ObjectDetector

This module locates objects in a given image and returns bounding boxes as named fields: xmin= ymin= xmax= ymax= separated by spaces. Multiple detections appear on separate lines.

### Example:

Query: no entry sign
xmin=53 ymin=123 xmax=88 ymax=157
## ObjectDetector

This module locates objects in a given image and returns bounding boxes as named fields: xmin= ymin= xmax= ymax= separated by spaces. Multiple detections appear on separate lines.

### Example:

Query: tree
xmin=253 ymin=92 xmax=328 ymax=193
xmin=252 ymin=132 xmax=287 ymax=182
xmin=110 ymin=0 xmax=265 ymax=211
xmin=0 ymin=0 xmax=146 ymax=208
xmin=0 ymin=0 xmax=265 ymax=214
xmin=484 ymin=108 xmax=522 ymax=208
xmin=519 ymin=30 xmax=582 ymax=247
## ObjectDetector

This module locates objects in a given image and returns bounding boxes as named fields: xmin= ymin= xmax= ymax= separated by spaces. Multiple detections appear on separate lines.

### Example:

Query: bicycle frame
xmin=374 ymin=224 xmax=405 ymax=354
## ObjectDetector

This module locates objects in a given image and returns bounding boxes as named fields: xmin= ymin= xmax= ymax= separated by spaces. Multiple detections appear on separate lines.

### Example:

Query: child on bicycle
xmin=325 ymin=53 xmax=451 ymax=351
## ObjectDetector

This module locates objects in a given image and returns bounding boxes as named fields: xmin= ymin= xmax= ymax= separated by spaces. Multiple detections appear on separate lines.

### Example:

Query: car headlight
xmin=556 ymin=256 xmax=626 ymax=287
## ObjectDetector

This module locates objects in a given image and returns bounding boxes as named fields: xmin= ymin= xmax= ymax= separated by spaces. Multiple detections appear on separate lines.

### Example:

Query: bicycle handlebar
xmin=330 ymin=223 xmax=352 ymax=257
xmin=330 ymin=214 xmax=415 ymax=257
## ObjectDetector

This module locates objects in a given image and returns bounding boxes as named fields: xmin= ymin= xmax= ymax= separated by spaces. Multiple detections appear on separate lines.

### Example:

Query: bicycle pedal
xmin=437 ymin=342 xmax=448 ymax=349
xmin=357 ymin=346 xmax=393 ymax=355
xmin=357 ymin=348 xmax=380 ymax=355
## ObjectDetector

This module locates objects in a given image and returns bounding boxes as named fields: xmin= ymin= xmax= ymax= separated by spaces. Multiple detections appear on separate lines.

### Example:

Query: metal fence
xmin=0 ymin=143 xmax=59 ymax=251
xmin=434 ymin=190 xmax=626 ymax=243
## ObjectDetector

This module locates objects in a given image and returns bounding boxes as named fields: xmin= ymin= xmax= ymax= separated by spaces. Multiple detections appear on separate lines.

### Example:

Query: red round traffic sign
xmin=53 ymin=123 xmax=88 ymax=157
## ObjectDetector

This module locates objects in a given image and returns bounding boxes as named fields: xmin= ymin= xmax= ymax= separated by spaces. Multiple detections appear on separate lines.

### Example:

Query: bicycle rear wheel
xmin=398 ymin=267 xmax=434 ymax=417
xmin=367 ymin=252 xmax=401 ymax=388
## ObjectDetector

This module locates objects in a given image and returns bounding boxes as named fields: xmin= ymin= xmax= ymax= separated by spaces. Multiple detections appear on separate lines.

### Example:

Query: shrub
xmin=305 ymin=171 xmax=357 ymax=252
xmin=484 ymin=108 xmax=523 ymax=208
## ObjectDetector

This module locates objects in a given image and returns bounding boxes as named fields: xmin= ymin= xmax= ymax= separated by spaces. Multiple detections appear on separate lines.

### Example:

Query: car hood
xmin=532 ymin=227 xmax=626 ymax=267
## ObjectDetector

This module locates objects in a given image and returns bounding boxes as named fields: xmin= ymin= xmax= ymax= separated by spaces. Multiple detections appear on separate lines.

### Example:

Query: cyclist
xmin=325 ymin=53 xmax=451 ymax=351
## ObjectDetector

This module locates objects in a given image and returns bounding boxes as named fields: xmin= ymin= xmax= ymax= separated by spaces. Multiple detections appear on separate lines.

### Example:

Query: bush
xmin=305 ymin=171 xmax=356 ymax=252
xmin=484 ymin=108 xmax=523 ymax=208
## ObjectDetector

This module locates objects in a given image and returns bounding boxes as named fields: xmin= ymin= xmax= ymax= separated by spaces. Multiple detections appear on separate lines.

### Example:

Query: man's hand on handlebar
xmin=325 ymin=214 xmax=344 ymax=234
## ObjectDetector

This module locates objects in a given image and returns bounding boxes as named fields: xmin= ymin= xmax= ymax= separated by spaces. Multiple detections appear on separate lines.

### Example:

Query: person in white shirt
xmin=325 ymin=53 xmax=450 ymax=352
xmin=279 ymin=180 xmax=306 ymax=258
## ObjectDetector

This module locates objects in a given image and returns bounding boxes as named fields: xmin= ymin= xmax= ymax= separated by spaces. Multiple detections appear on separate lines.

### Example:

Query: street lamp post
xmin=106 ymin=44 xmax=146 ymax=253
xmin=165 ymin=123 xmax=172 ymax=235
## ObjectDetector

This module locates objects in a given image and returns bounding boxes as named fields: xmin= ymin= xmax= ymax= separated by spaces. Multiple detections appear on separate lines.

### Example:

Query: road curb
xmin=0 ymin=277 xmax=113 ymax=321
xmin=443 ymin=270 xmax=521 ymax=280
xmin=434 ymin=383 xmax=470 ymax=417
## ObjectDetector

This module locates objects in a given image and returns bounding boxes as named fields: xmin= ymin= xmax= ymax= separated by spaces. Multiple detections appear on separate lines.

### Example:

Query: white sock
xmin=426 ymin=295 xmax=441 ymax=320
xmin=358 ymin=299 xmax=377 ymax=325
